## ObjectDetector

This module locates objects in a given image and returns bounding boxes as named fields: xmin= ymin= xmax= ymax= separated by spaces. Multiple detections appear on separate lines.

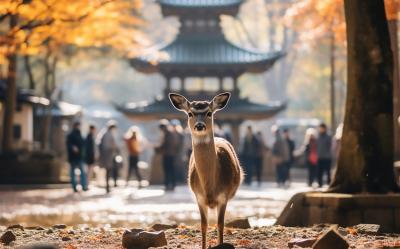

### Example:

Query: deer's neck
xmin=192 ymin=132 xmax=218 ymax=193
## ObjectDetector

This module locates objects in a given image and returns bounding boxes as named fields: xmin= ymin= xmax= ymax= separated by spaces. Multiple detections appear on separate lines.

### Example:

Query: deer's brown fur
xmin=169 ymin=92 xmax=243 ymax=249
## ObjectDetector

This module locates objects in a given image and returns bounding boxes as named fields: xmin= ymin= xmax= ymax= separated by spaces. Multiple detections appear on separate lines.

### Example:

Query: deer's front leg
xmin=217 ymin=202 xmax=227 ymax=245
xmin=198 ymin=203 xmax=208 ymax=249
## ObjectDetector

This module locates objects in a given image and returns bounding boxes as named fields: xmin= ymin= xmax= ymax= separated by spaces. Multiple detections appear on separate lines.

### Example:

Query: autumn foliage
xmin=0 ymin=0 xmax=149 ymax=67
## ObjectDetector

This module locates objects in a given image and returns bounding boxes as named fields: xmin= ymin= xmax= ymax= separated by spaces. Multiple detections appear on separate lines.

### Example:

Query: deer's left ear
xmin=210 ymin=92 xmax=231 ymax=112
xmin=169 ymin=93 xmax=190 ymax=112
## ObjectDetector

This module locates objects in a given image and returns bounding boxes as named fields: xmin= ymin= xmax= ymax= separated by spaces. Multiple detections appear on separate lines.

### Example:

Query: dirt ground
xmin=1 ymin=224 xmax=400 ymax=249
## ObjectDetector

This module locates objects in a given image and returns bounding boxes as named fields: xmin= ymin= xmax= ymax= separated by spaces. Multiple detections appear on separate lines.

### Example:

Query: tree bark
xmin=328 ymin=0 xmax=397 ymax=193
xmin=2 ymin=15 xmax=18 ymax=152
xmin=24 ymin=55 xmax=35 ymax=90
xmin=387 ymin=19 xmax=400 ymax=161
xmin=329 ymin=31 xmax=336 ymax=135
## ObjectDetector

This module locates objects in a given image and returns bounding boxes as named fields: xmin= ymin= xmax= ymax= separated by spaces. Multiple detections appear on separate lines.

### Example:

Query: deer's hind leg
xmin=217 ymin=201 xmax=227 ymax=245
xmin=198 ymin=203 xmax=208 ymax=249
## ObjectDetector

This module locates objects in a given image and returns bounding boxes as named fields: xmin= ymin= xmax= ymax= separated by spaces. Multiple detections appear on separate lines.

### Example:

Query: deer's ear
xmin=211 ymin=92 xmax=231 ymax=112
xmin=169 ymin=93 xmax=190 ymax=112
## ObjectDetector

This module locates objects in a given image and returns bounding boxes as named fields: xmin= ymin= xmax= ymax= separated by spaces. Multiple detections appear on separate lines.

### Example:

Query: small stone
xmin=288 ymin=238 xmax=317 ymax=248
xmin=26 ymin=226 xmax=45 ymax=230
xmin=209 ymin=243 xmax=235 ymax=249
xmin=68 ymin=230 xmax=75 ymax=235
xmin=151 ymin=223 xmax=178 ymax=231
xmin=225 ymin=218 xmax=251 ymax=229
xmin=122 ymin=228 xmax=167 ymax=249
xmin=61 ymin=236 xmax=71 ymax=241
xmin=1 ymin=230 xmax=16 ymax=245
xmin=46 ymin=229 xmax=54 ymax=234
xmin=312 ymin=228 xmax=349 ymax=249
xmin=52 ymin=224 xmax=67 ymax=229
xmin=354 ymin=224 xmax=381 ymax=235
xmin=7 ymin=224 xmax=24 ymax=231
xmin=20 ymin=243 xmax=59 ymax=249
xmin=337 ymin=227 xmax=348 ymax=236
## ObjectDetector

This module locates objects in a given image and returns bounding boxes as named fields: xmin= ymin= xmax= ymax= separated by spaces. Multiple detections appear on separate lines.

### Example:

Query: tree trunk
xmin=2 ymin=15 xmax=18 ymax=152
xmin=329 ymin=31 xmax=336 ymax=135
xmin=387 ymin=19 xmax=400 ymax=161
xmin=24 ymin=55 xmax=35 ymax=90
xmin=328 ymin=0 xmax=397 ymax=193
xmin=41 ymin=50 xmax=52 ymax=150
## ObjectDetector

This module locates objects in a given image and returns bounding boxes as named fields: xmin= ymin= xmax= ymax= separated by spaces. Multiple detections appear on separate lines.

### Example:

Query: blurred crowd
xmin=66 ymin=119 xmax=341 ymax=193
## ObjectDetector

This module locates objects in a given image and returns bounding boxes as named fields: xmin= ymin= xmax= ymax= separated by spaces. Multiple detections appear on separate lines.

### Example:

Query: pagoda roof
xmin=116 ymin=95 xmax=286 ymax=121
xmin=158 ymin=0 xmax=242 ymax=8
xmin=132 ymin=35 xmax=284 ymax=76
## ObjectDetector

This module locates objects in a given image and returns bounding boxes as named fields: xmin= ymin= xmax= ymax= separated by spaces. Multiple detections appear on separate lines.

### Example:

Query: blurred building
xmin=117 ymin=0 xmax=286 ymax=146
xmin=0 ymin=80 xmax=49 ymax=151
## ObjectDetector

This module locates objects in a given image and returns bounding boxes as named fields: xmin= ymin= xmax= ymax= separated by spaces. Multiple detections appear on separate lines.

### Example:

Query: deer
xmin=169 ymin=92 xmax=243 ymax=249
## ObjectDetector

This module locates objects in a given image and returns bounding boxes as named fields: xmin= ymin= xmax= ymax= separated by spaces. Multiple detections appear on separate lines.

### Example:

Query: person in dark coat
xmin=98 ymin=120 xmax=120 ymax=193
xmin=317 ymin=123 xmax=332 ymax=187
xmin=255 ymin=131 xmax=267 ymax=186
xmin=283 ymin=129 xmax=295 ymax=183
xmin=304 ymin=128 xmax=318 ymax=187
xmin=66 ymin=121 xmax=87 ymax=192
xmin=156 ymin=119 xmax=176 ymax=191
xmin=241 ymin=126 xmax=260 ymax=186
xmin=272 ymin=129 xmax=290 ymax=187
xmin=85 ymin=125 xmax=96 ymax=186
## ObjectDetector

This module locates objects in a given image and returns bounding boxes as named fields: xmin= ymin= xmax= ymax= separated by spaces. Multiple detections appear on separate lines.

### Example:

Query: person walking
xmin=98 ymin=120 xmax=120 ymax=193
xmin=66 ymin=121 xmax=87 ymax=192
xmin=241 ymin=126 xmax=260 ymax=186
xmin=85 ymin=125 xmax=96 ymax=187
xmin=255 ymin=131 xmax=266 ymax=186
xmin=272 ymin=129 xmax=290 ymax=187
xmin=170 ymin=119 xmax=185 ymax=183
xmin=316 ymin=123 xmax=333 ymax=187
xmin=304 ymin=128 xmax=318 ymax=187
xmin=282 ymin=129 xmax=295 ymax=183
xmin=156 ymin=119 xmax=176 ymax=191
xmin=124 ymin=126 xmax=143 ymax=188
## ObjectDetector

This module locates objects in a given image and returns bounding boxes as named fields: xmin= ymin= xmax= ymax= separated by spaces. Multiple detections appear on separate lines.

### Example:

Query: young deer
xmin=169 ymin=92 xmax=243 ymax=249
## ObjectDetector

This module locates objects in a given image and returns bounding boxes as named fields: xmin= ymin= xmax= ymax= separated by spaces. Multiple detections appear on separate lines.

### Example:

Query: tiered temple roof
xmin=119 ymin=0 xmax=286 ymax=124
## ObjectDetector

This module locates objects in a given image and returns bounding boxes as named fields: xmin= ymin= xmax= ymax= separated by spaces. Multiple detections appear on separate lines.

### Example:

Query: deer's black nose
xmin=194 ymin=123 xmax=206 ymax=131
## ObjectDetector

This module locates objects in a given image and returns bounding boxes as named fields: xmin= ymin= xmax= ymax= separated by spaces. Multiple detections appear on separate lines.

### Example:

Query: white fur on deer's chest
xmin=195 ymin=192 xmax=226 ymax=208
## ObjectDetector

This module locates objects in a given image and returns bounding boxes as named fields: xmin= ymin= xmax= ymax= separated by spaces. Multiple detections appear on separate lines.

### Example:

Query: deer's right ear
xmin=169 ymin=93 xmax=190 ymax=112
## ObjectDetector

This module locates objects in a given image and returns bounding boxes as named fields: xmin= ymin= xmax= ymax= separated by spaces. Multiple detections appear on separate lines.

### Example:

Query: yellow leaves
xmin=285 ymin=0 xmax=345 ymax=45
xmin=0 ymin=0 xmax=150 ymax=64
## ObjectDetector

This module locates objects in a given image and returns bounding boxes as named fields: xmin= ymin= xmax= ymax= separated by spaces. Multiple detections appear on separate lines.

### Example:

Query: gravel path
xmin=1 ymin=224 xmax=400 ymax=249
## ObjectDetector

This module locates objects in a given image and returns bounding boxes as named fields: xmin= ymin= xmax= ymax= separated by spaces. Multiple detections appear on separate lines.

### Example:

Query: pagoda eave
xmin=116 ymin=98 xmax=286 ymax=122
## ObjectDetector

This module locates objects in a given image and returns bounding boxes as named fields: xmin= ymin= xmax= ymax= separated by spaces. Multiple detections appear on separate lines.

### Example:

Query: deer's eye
xmin=188 ymin=113 xmax=193 ymax=118
xmin=207 ymin=112 xmax=212 ymax=117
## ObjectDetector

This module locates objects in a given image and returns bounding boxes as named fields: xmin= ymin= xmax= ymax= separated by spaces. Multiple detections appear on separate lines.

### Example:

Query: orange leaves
xmin=385 ymin=0 xmax=399 ymax=21
xmin=0 ymin=0 xmax=149 ymax=64
xmin=285 ymin=0 xmax=346 ymax=45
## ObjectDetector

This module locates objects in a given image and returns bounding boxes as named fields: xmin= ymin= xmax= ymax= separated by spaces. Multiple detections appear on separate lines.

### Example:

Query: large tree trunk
xmin=328 ymin=0 xmax=397 ymax=193
xmin=385 ymin=0 xmax=400 ymax=162
xmin=2 ymin=15 xmax=18 ymax=152
xmin=329 ymin=30 xmax=336 ymax=135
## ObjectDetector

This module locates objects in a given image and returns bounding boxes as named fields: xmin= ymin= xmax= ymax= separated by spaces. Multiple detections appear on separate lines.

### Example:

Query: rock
xmin=312 ymin=228 xmax=349 ymax=249
xmin=209 ymin=243 xmax=235 ymax=249
xmin=288 ymin=238 xmax=317 ymax=248
xmin=151 ymin=223 xmax=178 ymax=231
xmin=354 ymin=224 xmax=381 ymax=235
xmin=7 ymin=224 xmax=24 ymax=230
xmin=337 ymin=227 xmax=348 ymax=236
xmin=1 ymin=230 xmax=16 ymax=245
xmin=20 ymin=244 xmax=59 ymax=249
xmin=26 ymin=226 xmax=45 ymax=230
xmin=46 ymin=229 xmax=54 ymax=234
xmin=61 ymin=236 xmax=71 ymax=241
xmin=52 ymin=224 xmax=67 ymax=229
xmin=225 ymin=218 xmax=251 ymax=229
xmin=122 ymin=228 xmax=167 ymax=249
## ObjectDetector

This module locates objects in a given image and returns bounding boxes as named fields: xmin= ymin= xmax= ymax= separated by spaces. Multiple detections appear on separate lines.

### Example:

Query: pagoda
xmin=118 ymin=0 xmax=286 ymax=146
